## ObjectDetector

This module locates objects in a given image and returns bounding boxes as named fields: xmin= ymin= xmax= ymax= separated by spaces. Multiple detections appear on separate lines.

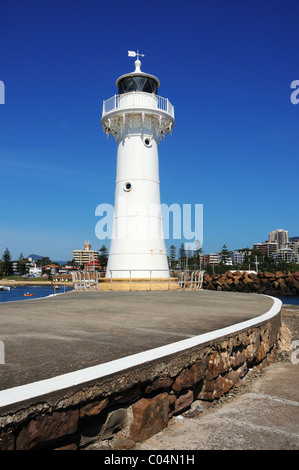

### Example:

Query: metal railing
xmin=178 ymin=271 xmax=204 ymax=290
xmin=72 ymin=271 xmax=100 ymax=291
xmin=71 ymin=269 xmax=204 ymax=291
xmin=102 ymin=93 xmax=174 ymax=119
xmin=107 ymin=269 xmax=176 ymax=291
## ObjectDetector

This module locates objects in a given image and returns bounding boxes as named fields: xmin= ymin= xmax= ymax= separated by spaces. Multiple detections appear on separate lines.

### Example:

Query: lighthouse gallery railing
xmin=102 ymin=92 xmax=174 ymax=119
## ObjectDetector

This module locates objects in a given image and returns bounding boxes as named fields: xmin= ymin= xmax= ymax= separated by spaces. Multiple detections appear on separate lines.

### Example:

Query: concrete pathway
xmin=135 ymin=361 xmax=299 ymax=450
xmin=0 ymin=290 xmax=273 ymax=391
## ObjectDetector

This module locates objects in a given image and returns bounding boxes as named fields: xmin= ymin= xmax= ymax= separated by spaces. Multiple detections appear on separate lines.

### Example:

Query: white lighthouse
xmin=101 ymin=51 xmax=175 ymax=279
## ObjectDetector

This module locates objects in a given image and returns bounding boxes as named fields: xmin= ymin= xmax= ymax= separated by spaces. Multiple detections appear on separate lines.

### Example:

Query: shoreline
xmin=0 ymin=279 xmax=72 ymax=286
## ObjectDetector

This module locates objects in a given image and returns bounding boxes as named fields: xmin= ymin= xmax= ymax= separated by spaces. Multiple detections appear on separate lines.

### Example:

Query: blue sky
xmin=0 ymin=0 xmax=298 ymax=261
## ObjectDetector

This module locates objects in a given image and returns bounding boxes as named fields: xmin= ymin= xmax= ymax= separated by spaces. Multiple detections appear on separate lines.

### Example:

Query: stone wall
xmin=203 ymin=271 xmax=299 ymax=296
xmin=0 ymin=309 xmax=282 ymax=450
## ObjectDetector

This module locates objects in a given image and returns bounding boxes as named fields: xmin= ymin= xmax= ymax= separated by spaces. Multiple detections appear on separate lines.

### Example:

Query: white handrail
xmin=108 ymin=269 xmax=175 ymax=291
xmin=178 ymin=271 xmax=204 ymax=290
xmin=102 ymin=92 xmax=174 ymax=119
xmin=72 ymin=271 xmax=99 ymax=291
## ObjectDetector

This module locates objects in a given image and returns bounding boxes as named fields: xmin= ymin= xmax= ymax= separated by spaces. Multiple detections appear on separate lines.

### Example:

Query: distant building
xmin=269 ymin=229 xmax=289 ymax=249
xmin=61 ymin=265 xmax=79 ymax=272
xmin=221 ymin=257 xmax=233 ymax=266
xmin=12 ymin=261 xmax=19 ymax=273
xmin=73 ymin=241 xmax=98 ymax=267
xmin=253 ymin=241 xmax=278 ymax=257
xmin=273 ymin=248 xmax=296 ymax=263
xmin=44 ymin=264 xmax=59 ymax=274
xmin=201 ymin=254 xmax=220 ymax=266
xmin=281 ymin=241 xmax=299 ymax=262
xmin=85 ymin=259 xmax=101 ymax=271
xmin=230 ymin=251 xmax=246 ymax=265
xmin=28 ymin=266 xmax=42 ymax=277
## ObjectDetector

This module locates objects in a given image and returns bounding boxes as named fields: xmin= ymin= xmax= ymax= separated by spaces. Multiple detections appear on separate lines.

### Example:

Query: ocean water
xmin=0 ymin=285 xmax=73 ymax=303
xmin=1 ymin=285 xmax=298 ymax=305
xmin=278 ymin=295 xmax=299 ymax=306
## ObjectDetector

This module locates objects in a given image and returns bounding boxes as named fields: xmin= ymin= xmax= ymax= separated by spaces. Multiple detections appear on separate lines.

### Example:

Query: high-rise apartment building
xmin=268 ymin=229 xmax=289 ymax=249
xmin=73 ymin=241 xmax=98 ymax=267
xmin=253 ymin=241 xmax=278 ymax=257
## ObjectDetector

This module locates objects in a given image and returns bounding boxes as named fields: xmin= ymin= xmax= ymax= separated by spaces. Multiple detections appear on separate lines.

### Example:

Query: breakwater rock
xmin=203 ymin=271 xmax=299 ymax=296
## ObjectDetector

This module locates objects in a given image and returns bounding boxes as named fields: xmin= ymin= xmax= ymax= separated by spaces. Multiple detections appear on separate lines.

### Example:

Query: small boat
xmin=0 ymin=286 xmax=10 ymax=291
xmin=24 ymin=293 xmax=34 ymax=297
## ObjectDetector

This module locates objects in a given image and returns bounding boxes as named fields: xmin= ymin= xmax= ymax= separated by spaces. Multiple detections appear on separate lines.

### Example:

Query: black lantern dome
xmin=116 ymin=59 xmax=160 ymax=95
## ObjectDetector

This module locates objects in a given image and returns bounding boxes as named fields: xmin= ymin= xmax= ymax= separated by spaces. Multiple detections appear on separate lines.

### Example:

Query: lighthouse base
xmin=99 ymin=276 xmax=180 ymax=291
xmin=105 ymin=253 xmax=170 ymax=279
xmin=105 ymin=270 xmax=170 ymax=279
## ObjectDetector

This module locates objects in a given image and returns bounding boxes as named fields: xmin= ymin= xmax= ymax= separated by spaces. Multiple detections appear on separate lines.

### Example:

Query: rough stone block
xmin=0 ymin=429 xmax=15 ymax=450
xmin=174 ymin=390 xmax=193 ymax=414
xmin=129 ymin=393 xmax=169 ymax=442
xmin=144 ymin=377 xmax=173 ymax=395
xmin=79 ymin=398 xmax=109 ymax=419
xmin=231 ymin=349 xmax=246 ymax=369
xmin=199 ymin=374 xmax=234 ymax=401
xmin=172 ymin=358 xmax=208 ymax=394
xmin=189 ymin=357 xmax=208 ymax=385
xmin=205 ymin=350 xmax=229 ymax=380
xmin=227 ymin=363 xmax=248 ymax=387
xmin=172 ymin=368 xmax=193 ymax=393
xmin=256 ymin=344 xmax=267 ymax=362
xmin=16 ymin=410 xmax=79 ymax=450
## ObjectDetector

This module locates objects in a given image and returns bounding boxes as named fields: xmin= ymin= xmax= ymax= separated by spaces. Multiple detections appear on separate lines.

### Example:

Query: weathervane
xmin=128 ymin=50 xmax=145 ymax=61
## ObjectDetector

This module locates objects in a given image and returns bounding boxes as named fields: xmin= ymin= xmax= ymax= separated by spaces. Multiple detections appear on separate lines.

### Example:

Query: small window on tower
xmin=144 ymin=137 xmax=152 ymax=147
xmin=124 ymin=182 xmax=132 ymax=192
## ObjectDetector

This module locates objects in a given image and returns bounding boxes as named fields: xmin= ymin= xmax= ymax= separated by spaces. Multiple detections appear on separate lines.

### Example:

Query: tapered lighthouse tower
xmin=101 ymin=52 xmax=175 ymax=279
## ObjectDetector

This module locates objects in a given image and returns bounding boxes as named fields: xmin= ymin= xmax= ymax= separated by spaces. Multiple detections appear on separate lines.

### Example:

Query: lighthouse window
xmin=144 ymin=138 xmax=151 ymax=146
xmin=118 ymin=76 xmax=158 ymax=95
xmin=120 ymin=77 xmax=136 ymax=93
xmin=134 ymin=77 xmax=152 ymax=93
xmin=124 ymin=182 xmax=132 ymax=192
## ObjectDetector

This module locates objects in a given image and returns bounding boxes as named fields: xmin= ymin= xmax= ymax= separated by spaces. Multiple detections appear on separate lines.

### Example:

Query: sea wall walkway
xmin=0 ymin=290 xmax=282 ymax=450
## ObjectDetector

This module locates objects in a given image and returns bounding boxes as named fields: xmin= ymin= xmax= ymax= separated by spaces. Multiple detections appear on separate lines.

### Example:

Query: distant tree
xmin=39 ymin=257 xmax=52 ymax=267
xmin=2 ymin=248 xmax=13 ymax=275
xmin=178 ymin=243 xmax=186 ymax=269
xmin=169 ymin=245 xmax=176 ymax=269
xmin=205 ymin=264 xmax=213 ymax=275
xmin=240 ymin=248 xmax=251 ymax=269
xmin=249 ymin=249 xmax=264 ymax=263
xmin=98 ymin=245 xmax=108 ymax=269
xmin=220 ymin=244 xmax=231 ymax=265
xmin=66 ymin=259 xmax=76 ymax=267
xmin=18 ymin=253 xmax=27 ymax=275
xmin=193 ymin=240 xmax=202 ymax=269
